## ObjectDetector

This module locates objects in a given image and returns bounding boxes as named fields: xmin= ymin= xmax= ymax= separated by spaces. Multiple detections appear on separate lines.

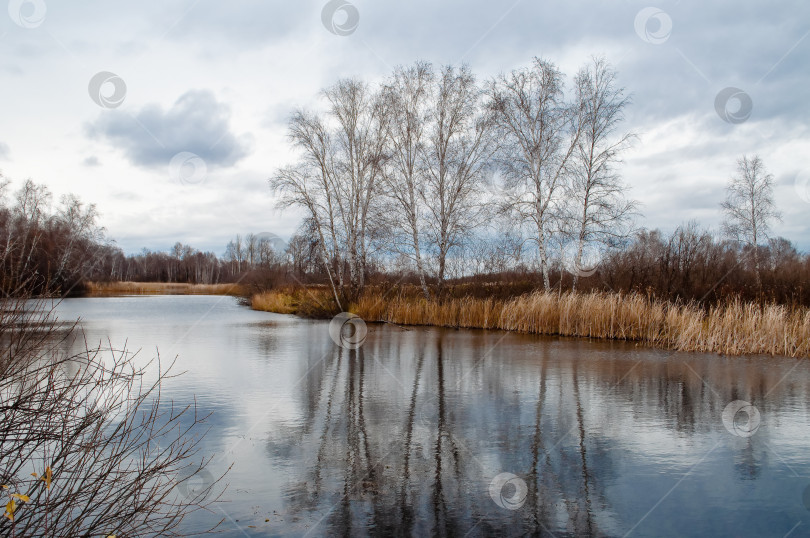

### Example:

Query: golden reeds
xmin=349 ymin=290 xmax=810 ymax=358
xmin=251 ymin=287 xmax=338 ymax=318
xmin=251 ymin=290 xmax=298 ymax=314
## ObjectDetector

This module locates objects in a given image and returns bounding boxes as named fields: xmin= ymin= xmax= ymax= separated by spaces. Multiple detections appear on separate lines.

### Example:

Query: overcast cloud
xmin=0 ymin=0 xmax=807 ymax=254
xmin=87 ymin=90 xmax=251 ymax=169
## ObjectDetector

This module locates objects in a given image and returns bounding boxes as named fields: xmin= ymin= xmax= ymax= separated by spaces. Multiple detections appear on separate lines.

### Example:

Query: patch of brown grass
xmin=85 ymin=281 xmax=247 ymax=296
xmin=251 ymin=287 xmax=338 ymax=318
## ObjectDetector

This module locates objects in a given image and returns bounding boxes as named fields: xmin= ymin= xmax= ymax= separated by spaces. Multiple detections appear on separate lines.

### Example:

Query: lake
xmin=53 ymin=295 xmax=810 ymax=537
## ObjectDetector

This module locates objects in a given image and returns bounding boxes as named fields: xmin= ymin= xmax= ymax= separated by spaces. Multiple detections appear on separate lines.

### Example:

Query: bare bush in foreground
xmin=0 ymin=295 xmax=222 ymax=536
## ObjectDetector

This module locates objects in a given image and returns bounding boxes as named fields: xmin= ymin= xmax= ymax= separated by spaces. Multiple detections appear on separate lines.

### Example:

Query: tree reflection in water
xmin=264 ymin=325 xmax=810 ymax=537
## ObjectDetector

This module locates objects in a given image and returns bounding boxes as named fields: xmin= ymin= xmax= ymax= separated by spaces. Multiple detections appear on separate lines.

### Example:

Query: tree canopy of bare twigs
xmin=270 ymin=79 xmax=387 ymax=307
xmin=488 ymin=58 xmax=584 ymax=291
xmin=565 ymin=57 xmax=637 ymax=290
xmin=721 ymin=155 xmax=782 ymax=292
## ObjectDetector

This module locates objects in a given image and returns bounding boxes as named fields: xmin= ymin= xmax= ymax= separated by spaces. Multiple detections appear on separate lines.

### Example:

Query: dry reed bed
xmin=354 ymin=291 xmax=810 ymax=358
xmin=251 ymin=290 xmax=299 ymax=314
xmin=86 ymin=281 xmax=246 ymax=296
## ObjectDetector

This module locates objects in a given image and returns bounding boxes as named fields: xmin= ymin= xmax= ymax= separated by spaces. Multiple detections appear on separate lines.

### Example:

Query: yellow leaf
xmin=1 ymin=485 xmax=8 ymax=490
xmin=41 ymin=466 xmax=52 ymax=490
xmin=5 ymin=498 xmax=15 ymax=521
xmin=11 ymin=494 xmax=29 ymax=502
xmin=30 ymin=473 xmax=38 ymax=478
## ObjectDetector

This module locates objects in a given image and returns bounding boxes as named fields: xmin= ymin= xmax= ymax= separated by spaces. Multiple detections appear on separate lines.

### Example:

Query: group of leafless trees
xmin=94 ymin=59 xmax=794 ymax=308
xmin=270 ymin=57 xmax=637 ymax=308
xmin=599 ymin=224 xmax=808 ymax=305
xmin=267 ymin=59 xmax=805 ymax=307
xmin=0 ymin=172 xmax=293 ymax=291
xmin=0 ymin=176 xmax=111 ymax=296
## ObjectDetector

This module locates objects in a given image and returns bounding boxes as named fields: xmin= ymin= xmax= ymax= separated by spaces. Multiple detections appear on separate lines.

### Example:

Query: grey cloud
xmin=617 ymin=2 xmax=810 ymax=126
xmin=308 ymin=0 xmax=810 ymax=129
xmin=0 ymin=142 xmax=9 ymax=160
xmin=152 ymin=0 xmax=311 ymax=46
xmin=82 ymin=156 xmax=101 ymax=167
xmin=87 ymin=90 xmax=251 ymax=169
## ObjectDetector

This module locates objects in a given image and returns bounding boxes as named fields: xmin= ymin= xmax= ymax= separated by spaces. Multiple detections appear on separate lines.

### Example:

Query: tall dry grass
xmin=251 ymin=287 xmax=338 ymax=318
xmin=85 ymin=281 xmax=246 ymax=296
xmin=354 ymin=291 xmax=810 ymax=358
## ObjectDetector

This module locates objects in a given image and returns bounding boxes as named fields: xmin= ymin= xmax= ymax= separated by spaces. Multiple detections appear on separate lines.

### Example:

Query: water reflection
xmin=267 ymin=326 xmax=809 ymax=537
xmin=55 ymin=297 xmax=810 ymax=537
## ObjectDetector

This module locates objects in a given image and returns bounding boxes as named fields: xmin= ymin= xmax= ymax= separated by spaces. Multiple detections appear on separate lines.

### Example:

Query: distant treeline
xmin=101 ymin=223 xmax=810 ymax=308
xmin=0 ymin=177 xmax=108 ymax=296
xmin=440 ymin=225 xmax=810 ymax=307
xmin=0 ymin=176 xmax=268 ymax=295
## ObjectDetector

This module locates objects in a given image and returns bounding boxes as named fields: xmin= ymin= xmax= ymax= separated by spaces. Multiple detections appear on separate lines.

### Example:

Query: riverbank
xmin=251 ymin=288 xmax=810 ymax=358
xmin=85 ymin=281 xmax=247 ymax=296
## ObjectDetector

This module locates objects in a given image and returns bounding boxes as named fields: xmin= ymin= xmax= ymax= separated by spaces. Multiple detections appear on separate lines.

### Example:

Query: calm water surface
xmin=53 ymin=296 xmax=810 ymax=537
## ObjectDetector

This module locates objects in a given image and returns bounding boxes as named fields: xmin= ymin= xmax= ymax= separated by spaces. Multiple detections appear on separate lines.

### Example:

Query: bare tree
xmin=380 ymin=61 xmax=434 ymax=299
xmin=53 ymin=194 xmax=103 ymax=284
xmin=566 ymin=58 xmax=636 ymax=290
xmin=272 ymin=112 xmax=344 ymax=307
xmin=324 ymin=79 xmax=387 ymax=299
xmin=489 ymin=58 xmax=583 ymax=290
xmin=12 ymin=179 xmax=52 ymax=285
xmin=271 ymin=79 xmax=387 ymax=306
xmin=721 ymin=155 xmax=782 ymax=293
xmin=423 ymin=65 xmax=497 ymax=295
xmin=245 ymin=233 xmax=259 ymax=268
xmin=225 ymin=234 xmax=245 ymax=275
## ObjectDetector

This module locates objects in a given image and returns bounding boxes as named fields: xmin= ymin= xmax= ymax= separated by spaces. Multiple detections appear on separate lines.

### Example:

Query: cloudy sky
xmin=0 ymin=0 xmax=808 ymax=254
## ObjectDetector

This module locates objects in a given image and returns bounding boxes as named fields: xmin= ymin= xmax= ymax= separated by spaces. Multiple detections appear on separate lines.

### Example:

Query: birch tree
xmin=271 ymin=113 xmax=344 ymax=308
xmin=489 ymin=58 xmax=583 ymax=290
xmin=721 ymin=155 xmax=781 ymax=293
xmin=270 ymin=79 xmax=386 ymax=305
xmin=566 ymin=58 xmax=636 ymax=290
xmin=380 ymin=61 xmax=434 ymax=298
xmin=423 ymin=65 xmax=496 ymax=294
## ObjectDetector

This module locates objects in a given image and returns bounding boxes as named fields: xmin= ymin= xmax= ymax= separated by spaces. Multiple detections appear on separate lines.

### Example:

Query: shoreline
xmin=252 ymin=288 xmax=810 ymax=359
xmin=84 ymin=281 xmax=247 ymax=297
xmin=79 ymin=283 xmax=809 ymax=358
